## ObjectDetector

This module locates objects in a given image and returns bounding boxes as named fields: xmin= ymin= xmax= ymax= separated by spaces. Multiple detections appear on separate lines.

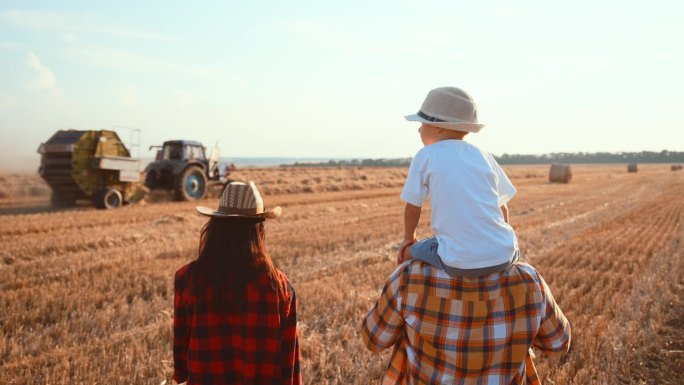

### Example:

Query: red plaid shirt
xmin=362 ymin=261 xmax=571 ymax=385
xmin=173 ymin=262 xmax=301 ymax=385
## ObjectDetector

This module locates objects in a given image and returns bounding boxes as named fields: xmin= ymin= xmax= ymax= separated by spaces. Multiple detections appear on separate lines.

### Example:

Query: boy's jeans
xmin=409 ymin=237 xmax=519 ymax=277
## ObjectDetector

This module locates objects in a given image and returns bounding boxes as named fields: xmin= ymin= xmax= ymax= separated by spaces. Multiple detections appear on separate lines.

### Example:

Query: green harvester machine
xmin=37 ymin=129 xmax=147 ymax=209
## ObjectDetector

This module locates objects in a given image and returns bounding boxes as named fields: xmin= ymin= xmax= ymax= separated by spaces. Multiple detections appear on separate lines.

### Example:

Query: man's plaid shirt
xmin=362 ymin=261 xmax=570 ymax=385
xmin=174 ymin=263 xmax=301 ymax=385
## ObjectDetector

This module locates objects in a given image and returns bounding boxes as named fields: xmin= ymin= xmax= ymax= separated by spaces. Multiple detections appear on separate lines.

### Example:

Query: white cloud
xmin=58 ymin=33 xmax=77 ymax=44
xmin=0 ymin=9 xmax=81 ymax=31
xmin=67 ymin=45 xmax=237 ymax=82
xmin=0 ymin=10 xmax=180 ymax=42
xmin=26 ymin=51 xmax=56 ymax=89
xmin=0 ymin=41 xmax=21 ymax=50
xmin=91 ymin=26 xmax=181 ymax=42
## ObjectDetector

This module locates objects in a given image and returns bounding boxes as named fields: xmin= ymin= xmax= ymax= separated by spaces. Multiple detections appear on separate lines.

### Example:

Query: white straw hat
xmin=405 ymin=87 xmax=485 ymax=133
xmin=196 ymin=181 xmax=281 ymax=219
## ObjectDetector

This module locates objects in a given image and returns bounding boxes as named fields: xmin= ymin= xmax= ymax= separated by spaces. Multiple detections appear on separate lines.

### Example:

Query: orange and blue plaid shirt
xmin=174 ymin=263 xmax=301 ymax=385
xmin=362 ymin=261 xmax=571 ymax=385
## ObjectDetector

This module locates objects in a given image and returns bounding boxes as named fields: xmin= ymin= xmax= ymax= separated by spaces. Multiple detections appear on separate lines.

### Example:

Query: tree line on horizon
xmin=282 ymin=150 xmax=684 ymax=167
xmin=496 ymin=150 xmax=684 ymax=165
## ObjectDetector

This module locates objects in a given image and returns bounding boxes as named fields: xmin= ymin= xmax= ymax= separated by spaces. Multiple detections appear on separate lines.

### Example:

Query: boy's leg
xmin=408 ymin=237 xmax=446 ymax=269
xmin=411 ymin=238 xmax=520 ymax=276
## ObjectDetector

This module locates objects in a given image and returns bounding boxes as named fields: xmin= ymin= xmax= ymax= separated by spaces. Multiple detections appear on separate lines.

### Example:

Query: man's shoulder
xmin=509 ymin=262 xmax=541 ymax=277
xmin=505 ymin=262 xmax=545 ymax=290
xmin=400 ymin=260 xmax=450 ymax=283
xmin=399 ymin=260 xmax=544 ymax=293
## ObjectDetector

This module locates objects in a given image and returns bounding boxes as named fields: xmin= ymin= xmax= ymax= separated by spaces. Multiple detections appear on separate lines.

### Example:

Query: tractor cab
xmin=145 ymin=140 xmax=222 ymax=201
xmin=155 ymin=140 xmax=206 ymax=162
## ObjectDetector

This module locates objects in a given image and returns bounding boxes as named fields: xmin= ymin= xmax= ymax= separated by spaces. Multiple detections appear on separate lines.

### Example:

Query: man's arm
xmin=361 ymin=267 xmax=405 ymax=352
xmin=533 ymin=276 xmax=571 ymax=356
xmin=397 ymin=203 xmax=421 ymax=263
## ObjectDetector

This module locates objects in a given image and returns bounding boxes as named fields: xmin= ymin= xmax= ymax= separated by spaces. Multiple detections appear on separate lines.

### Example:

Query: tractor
xmin=143 ymin=140 xmax=222 ymax=201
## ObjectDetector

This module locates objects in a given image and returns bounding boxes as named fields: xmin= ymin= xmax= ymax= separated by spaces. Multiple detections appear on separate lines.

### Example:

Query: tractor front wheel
xmin=95 ymin=188 xmax=123 ymax=209
xmin=174 ymin=166 xmax=207 ymax=201
xmin=144 ymin=170 xmax=159 ymax=189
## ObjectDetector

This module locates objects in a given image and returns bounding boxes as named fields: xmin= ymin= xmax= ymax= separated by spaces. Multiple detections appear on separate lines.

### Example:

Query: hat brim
xmin=196 ymin=205 xmax=282 ymax=219
xmin=405 ymin=114 xmax=484 ymax=133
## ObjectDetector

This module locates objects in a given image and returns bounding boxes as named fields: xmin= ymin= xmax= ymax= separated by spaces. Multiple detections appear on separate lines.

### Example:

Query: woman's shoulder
xmin=253 ymin=269 xmax=295 ymax=297
xmin=274 ymin=268 xmax=292 ymax=283
xmin=174 ymin=261 xmax=198 ymax=285
xmin=278 ymin=268 xmax=296 ymax=288
xmin=175 ymin=261 xmax=194 ymax=275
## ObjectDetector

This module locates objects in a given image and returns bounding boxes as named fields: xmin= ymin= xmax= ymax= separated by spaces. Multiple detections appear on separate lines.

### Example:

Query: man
xmin=361 ymin=260 xmax=571 ymax=384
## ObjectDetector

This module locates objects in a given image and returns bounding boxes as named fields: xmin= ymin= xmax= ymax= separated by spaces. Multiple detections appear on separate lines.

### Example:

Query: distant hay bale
xmin=627 ymin=164 xmax=638 ymax=173
xmin=671 ymin=165 xmax=682 ymax=171
xmin=549 ymin=164 xmax=572 ymax=183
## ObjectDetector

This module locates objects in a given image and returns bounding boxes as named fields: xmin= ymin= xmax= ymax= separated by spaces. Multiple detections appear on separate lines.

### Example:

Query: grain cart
xmin=143 ymin=140 xmax=222 ymax=201
xmin=37 ymin=129 xmax=146 ymax=209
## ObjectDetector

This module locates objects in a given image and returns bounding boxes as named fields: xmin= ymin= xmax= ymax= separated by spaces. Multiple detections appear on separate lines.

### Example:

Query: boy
xmin=398 ymin=87 xmax=519 ymax=276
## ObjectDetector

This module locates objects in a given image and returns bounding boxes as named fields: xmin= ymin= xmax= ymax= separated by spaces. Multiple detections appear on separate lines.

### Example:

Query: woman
xmin=173 ymin=181 xmax=301 ymax=385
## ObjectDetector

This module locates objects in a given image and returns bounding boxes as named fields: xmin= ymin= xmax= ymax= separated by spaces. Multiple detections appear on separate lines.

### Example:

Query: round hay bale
xmin=627 ymin=163 xmax=638 ymax=173
xmin=549 ymin=164 xmax=572 ymax=183
xmin=671 ymin=165 xmax=682 ymax=171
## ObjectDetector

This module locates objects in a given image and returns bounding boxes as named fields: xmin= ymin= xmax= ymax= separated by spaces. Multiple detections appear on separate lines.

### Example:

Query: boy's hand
xmin=397 ymin=238 xmax=417 ymax=265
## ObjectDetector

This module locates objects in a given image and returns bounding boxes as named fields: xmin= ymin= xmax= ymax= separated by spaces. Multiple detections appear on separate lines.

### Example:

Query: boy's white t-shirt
xmin=400 ymin=140 xmax=518 ymax=269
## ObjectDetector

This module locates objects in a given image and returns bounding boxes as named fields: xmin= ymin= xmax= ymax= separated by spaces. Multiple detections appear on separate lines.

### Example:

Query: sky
xmin=1 ymin=1 xmax=683 ymax=171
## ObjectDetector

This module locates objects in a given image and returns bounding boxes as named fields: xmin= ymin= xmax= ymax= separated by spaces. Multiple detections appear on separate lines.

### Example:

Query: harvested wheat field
xmin=1 ymin=164 xmax=682 ymax=384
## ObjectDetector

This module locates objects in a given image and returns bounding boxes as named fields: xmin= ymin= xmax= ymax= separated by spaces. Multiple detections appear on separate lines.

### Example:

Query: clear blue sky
xmin=1 ymin=1 xmax=682 ymax=170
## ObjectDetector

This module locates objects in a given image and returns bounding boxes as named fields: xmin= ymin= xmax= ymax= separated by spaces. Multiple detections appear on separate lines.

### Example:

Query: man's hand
xmin=397 ymin=238 xmax=417 ymax=265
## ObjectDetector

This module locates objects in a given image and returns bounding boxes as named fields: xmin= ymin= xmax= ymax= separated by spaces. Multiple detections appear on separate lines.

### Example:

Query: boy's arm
xmin=500 ymin=203 xmax=509 ymax=224
xmin=397 ymin=203 xmax=421 ymax=264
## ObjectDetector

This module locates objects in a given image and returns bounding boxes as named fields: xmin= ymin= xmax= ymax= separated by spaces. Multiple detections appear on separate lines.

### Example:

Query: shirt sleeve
xmin=280 ymin=278 xmax=302 ymax=385
xmin=533 ymin=275 xmax=572 ymax=356
xmin=361 ymin=264 xmax=406 ymax=352
xmin=401 ymin=149 xmax=429 ymax=207
xmin=173 ymin=268 xmax=190 ymax=384
xmin=489 ymin=154 xmax=517 ymax=206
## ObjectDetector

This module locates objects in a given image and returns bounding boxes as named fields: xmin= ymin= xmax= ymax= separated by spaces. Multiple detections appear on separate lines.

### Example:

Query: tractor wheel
xmin=95 ymin=188 xmax=123 ymax=209
xmin=50 ymin=192 xmax=75 ymax=208
xmin=174 ymin=166 xmax=207 ymax=201
xmin=144 ymin=170 xmax=158 ymax=189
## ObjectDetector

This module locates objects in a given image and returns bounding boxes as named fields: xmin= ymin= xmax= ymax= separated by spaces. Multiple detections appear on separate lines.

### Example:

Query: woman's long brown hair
xmin=189 ymin=217 xmax=287 ymax=312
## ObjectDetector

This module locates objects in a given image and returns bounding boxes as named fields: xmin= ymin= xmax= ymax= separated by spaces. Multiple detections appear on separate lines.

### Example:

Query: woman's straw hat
xmin=404 ymin=87 xmax=485 ymax=133
xmin=196 ymin=181 xmax=281 ymax=219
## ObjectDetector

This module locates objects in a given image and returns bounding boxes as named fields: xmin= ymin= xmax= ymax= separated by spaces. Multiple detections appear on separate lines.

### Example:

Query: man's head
xmin=405 ymin=87 xmax=484 ymax=133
